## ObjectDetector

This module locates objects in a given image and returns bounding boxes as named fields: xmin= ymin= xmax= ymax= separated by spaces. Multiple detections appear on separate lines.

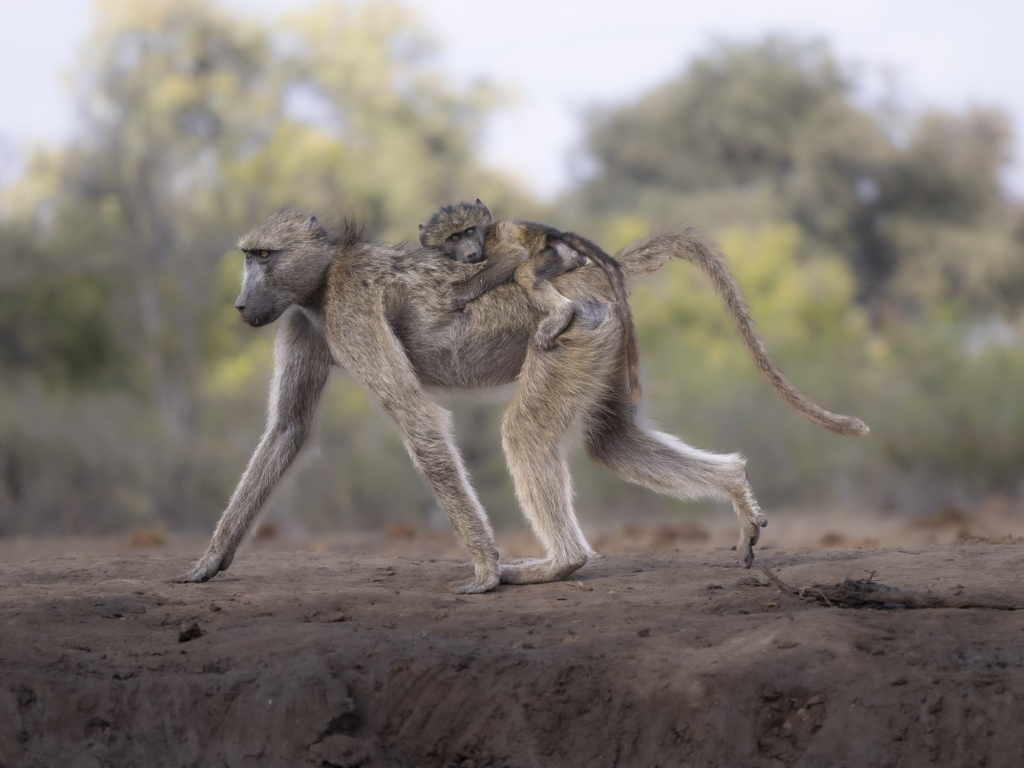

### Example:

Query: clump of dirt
xmin=762 ymin=569 xmax=1020 ymax=611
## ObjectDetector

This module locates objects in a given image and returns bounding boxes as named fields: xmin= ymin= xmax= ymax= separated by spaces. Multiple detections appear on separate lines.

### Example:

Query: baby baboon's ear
xmin=474 ymin=199 xmax=493 ymax=224
xmin=418 ymin=223 xmax=427 ymax=246
xmin=306 ymin=215 xmax=319 ymax=228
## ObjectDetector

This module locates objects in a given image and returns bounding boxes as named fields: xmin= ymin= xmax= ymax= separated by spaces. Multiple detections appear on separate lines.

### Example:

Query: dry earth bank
xmin=2 ymin=537 xmax=1023 ymax=767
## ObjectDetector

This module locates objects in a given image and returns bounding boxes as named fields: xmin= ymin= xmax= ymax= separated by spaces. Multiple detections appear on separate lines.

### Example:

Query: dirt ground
xmin=2 ymin=515 xmax=1024 ymax=767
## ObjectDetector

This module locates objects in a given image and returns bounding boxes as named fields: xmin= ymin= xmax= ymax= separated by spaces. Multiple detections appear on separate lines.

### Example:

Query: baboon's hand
xmin=171 ymin=547 xmax=235 ymax=583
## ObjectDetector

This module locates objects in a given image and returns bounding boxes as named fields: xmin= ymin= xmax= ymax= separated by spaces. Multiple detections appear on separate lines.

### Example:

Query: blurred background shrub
xmin=0 ymin=1 xmax=1021 ymax=536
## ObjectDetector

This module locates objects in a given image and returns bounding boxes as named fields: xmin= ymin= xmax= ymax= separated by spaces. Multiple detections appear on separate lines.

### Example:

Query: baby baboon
xmin=419 ymin=199 xmax=642 ymax=402
xmin=175 ymin=210 xmax=866 ymax=594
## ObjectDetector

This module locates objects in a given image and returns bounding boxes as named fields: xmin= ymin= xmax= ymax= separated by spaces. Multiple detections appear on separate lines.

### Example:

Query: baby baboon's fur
xmin=175 ymin=210 xmax=866 ymax=594
xmin=419 ymin=200 xmax=642 ymax=402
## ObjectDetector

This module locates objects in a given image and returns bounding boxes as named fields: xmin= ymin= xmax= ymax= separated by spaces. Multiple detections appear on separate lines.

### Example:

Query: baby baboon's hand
xmin=171 ymin=547 xmax=235 ymax=583
xmin=451 ymin=280 xmax=479 ymax=311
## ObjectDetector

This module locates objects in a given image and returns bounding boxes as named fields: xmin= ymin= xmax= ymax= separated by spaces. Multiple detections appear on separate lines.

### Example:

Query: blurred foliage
xmin=0 ymin=0 xmax=534 ymax=535
xmin=567 ymin=38 xmax=1024 ymax=319
xmin=0 ymin=7 xmax=1022 ymax=536
xmin=565 ymin=38 xmax=1024 ymax=516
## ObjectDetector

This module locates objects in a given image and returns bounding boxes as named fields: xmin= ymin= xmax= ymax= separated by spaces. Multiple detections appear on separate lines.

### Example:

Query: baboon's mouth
xmin=241 ymin=305 xmax=287 ymax=328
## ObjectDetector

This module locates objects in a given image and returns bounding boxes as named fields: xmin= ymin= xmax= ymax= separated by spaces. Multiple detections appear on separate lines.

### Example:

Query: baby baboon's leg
xmin=528 ymin=284 xmax=577 ymax=350
xmin=174 ymin=310 xmax=333 ymax=583
xmin=334 ymin=314 xmax=500 ymax=594
xmin=515 ymin=254 xmax=579 ymax=350
xmin=551 ymin=241 xmax=585 ymax=268
xmin=499 ymin=317 xmax=620 ymax=584
xmin=582 ymin=376 xmax=768 ymax=568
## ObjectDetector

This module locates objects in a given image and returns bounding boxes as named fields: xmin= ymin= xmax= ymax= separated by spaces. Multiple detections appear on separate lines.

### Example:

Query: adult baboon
xmin=175 ymin=211 xmax=866 ymax=593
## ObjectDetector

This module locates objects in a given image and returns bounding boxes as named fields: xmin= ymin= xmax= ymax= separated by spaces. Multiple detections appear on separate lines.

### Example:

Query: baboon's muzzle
xmin=235 ymin=297 xmax=287 ymax=327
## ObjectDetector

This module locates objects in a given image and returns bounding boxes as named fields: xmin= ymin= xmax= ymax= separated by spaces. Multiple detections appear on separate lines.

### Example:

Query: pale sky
xmin=2 ymin=0 xmax=1023 ymax=199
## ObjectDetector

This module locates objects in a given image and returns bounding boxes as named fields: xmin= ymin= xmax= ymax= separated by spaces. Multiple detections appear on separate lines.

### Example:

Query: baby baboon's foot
xmin=171 ymin=547 xmax=235 ymax=583
xmin=533 ymin=312 xmax=574 ymax=350
xmin=500 ymin=556 xmax=587 ymax=585
xmin=736 ymin=520 xmax=763 ymax=569
xmin=553 ymin=242 xmax=585 ymax=269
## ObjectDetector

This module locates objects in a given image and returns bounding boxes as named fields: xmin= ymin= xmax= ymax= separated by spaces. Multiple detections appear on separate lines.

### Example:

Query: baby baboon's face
xmin=418 ymin=199 xmax=493 ymax=263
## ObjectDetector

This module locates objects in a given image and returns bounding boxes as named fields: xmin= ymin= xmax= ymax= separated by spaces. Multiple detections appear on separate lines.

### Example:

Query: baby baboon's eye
xmin=244 ymin=251 xmax=252 ymax=260
xmin=260 ymin=251 xmax=269 ymax=259
xmin=465 ymin=227 xmax=475 ymax=235
xmin=450 ymin=234 xmax=460 ymax=242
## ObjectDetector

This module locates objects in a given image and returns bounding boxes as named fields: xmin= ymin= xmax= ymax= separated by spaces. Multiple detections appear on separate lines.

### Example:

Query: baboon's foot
xmin=533 ymin=312 xmax=575 ymax=350
xmin=171 ymin=547 xmax=235 ymax=583
xmin=451 ymin=556 xmax=501 ymax=594
xmin=499 ymin=555 xmax=588 ymax=585
xmin=452 ymin=574 xmax=501 ymax=595
xmin=736 ymin=515 xmax=767 ymax=569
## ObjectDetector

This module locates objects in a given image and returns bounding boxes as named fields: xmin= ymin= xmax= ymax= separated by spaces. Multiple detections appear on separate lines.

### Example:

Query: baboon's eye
xmin=450 ymin=234 xmax=460 ymax=242
xmin=260 ymin=251 xmax=269 ymax=259
xmin=244 ymin=251 xmax=252 ymax=260
xmin=465 ymin=227 xmax=475 ymax=236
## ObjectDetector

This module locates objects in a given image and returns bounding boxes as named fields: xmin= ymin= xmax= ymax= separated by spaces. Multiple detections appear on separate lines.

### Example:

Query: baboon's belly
xmin=401 ymin=318 xmax=531 ymax=389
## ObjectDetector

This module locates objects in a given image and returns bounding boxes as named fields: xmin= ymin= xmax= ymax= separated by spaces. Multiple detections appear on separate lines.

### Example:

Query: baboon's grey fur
xmin=419 ymin=200 xmax=642 ymax=402
xmin=175 ymin=211 xmax=865 ymax=593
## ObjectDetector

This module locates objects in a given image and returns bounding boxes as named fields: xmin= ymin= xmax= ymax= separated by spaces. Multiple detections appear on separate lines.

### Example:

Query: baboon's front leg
xmin=174 ymin=310 xmax=332 ymax=583
xmin=334 ymin=312 xmax=501 ymax=594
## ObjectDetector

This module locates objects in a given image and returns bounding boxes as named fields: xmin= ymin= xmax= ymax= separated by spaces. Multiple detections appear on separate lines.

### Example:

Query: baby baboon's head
xmin=235 ymin=210 xmax=333 ymax=327
xmin=418 ymin=199 xmax=492 ymax=263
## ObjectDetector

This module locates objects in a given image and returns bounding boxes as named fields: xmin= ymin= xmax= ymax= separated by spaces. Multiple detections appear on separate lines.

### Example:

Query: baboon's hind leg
xmin=582 ymin=380 xmax=767 ymax=567
xmin=499 ymin=321 xmax=619 ymax=584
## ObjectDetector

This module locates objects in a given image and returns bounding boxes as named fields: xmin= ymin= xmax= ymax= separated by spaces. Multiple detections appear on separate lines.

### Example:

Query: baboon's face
xmin=418 ymin=199 xmax=492 ymax=263
xmin=236 ymin=249 xmax=291 ymax=327
xmin=439 ymin=224 xmax=485 ymax=263
xmin=235 ymin=211 xmax=332 ymax=327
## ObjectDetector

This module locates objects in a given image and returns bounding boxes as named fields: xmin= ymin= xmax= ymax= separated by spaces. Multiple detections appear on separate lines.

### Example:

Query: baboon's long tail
xmin=560 ymin=232 xmax=642 ymax=404
xmin=614 ymin=226 xmax=869 ymax=436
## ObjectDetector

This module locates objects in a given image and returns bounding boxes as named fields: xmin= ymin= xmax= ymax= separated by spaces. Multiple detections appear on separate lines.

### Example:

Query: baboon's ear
xmin=306 ymin=215 xmax=329 ymax=245
xmin=418 ymin=223 xmax=427 ymax=246
xmin=474 ymin=199 xmax=493 ymax=224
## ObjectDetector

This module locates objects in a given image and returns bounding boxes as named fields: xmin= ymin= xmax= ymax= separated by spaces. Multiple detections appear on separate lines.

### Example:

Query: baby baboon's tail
xmin=560 ymin=232 xmax=642 ymax=404
xmin=614 ymin=225 xmax=869 ymax=436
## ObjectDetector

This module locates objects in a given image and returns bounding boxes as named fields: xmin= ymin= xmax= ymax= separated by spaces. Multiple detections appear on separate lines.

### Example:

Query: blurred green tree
xmin=567 ymin=38 xmax=1024 ymax=321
